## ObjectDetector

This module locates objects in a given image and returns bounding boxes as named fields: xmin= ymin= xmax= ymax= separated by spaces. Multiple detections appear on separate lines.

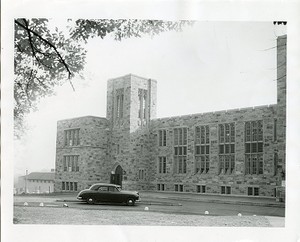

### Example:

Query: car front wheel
xmin=87 ymin=197 xmax=94 ymax=205
xmin=126 ymin=198 xmax=135 ymax=206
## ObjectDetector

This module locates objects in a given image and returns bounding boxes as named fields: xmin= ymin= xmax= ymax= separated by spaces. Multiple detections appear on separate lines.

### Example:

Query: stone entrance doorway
xmin=110 ymin=165 xmax=123 ymax=186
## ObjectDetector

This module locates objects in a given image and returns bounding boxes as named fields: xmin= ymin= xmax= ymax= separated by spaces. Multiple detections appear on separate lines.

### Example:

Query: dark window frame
xmin=219 ymin=123 xmax=235 ymax=174
xmin=245 ymin=120 xmax=264 ymax=175
xmin=174 ymin=127 xmax=188 ymax=174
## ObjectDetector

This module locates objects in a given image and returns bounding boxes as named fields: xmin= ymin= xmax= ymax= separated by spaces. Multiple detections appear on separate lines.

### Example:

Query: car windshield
xmin=116 ymin=186 xmax=122 ymax=192
xmin=89 ymin=185 xmax=100 ymax=191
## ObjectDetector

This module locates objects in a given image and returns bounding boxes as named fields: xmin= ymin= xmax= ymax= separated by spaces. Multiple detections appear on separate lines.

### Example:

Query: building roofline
xmin=57 ymin=116 xmax=108 ymax=122
xmin=152 ymin=104 xmax=277 ymax=121
xmin=108 ymin=73 xmax=156 ymax=82
xmin=277 ymin=34 xmax=287 ymax=39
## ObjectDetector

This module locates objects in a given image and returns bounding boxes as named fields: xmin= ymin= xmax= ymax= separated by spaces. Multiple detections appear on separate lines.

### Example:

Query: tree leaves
xmin=14 ymin=18 xmax=193 ymax=138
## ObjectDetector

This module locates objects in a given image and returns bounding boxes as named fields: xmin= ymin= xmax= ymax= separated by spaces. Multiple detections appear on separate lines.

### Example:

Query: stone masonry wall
xmin=148 ymin=105 xmax=281 ymax=197
xmin=106 ymin=74 xmax=157 ymax=191
xmin=54 ymin=116 xmax=110 ymax=192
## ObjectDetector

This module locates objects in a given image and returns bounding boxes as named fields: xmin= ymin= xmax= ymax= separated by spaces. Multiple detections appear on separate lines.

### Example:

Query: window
xmin=63 ymin=155 xmax=79 ymax=172
xmin=158 ymin=156 xmax=167 ymax=173
xmin=248 ymin=187 xmax=259 ymax=196
xmin=74 ymin=182 xmax=78 ymax=191
xmin=138 ymin=89 xmax=147 ymax=119
xmin=175 ymin=184 xmax=184 ymax=192
xmin=138 ymin=169 xmax=146 ymax=180
xmin=157 ymin=184 xmax=165 ymax=191
xmin=274 ymin=153 xmax=278 ymax=175
xmin=158 ymin=129 xmax=167 ymax=146
xmin=195 ymin=126 xmax=210 ymax=173
xmin=196 ymin=185 xmax=206 ymax=193
xmin=245 ymin=121 xmax=264 ymax=175
xmin=174 ymin=127 xmax=188 ymax=174
xmin=98 ymin=186 xmax=108 ymax=191
xmin=116 ymin=88 xmax=124 ymax=118
xmin=274 ymin=118 xmax=277 ymax=141
xmin=219 ymin=123 xmax=235 ymax=174
xmin=221 ymin=186 xmax=231 ymax=194
xmin=62 ymin=182 xmax=65 ymax=190
xmin=64 ymin=129 xmax=80 ymax=146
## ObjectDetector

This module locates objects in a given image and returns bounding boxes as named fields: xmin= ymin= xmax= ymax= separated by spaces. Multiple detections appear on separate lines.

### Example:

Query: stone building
xmin=54 ymin=35 xmax=286 ymax=198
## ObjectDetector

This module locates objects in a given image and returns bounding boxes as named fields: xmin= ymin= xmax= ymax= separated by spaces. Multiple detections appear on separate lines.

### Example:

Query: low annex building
xmin=15 ymin=171 xmax=55 ymax=194
xmin=54 ymin=35 xmax=286 ymax=198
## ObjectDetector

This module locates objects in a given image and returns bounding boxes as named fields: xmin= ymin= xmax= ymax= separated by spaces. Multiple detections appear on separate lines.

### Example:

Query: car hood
xmin=77 ymin=189 xmax=90 ymax=195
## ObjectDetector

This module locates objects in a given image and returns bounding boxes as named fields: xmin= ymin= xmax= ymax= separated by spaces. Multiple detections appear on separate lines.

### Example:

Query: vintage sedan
xmin=76 ymin=183 xmax=140 ymax=206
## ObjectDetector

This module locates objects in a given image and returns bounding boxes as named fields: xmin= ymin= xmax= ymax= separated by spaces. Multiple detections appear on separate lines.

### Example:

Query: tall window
xmin=64 ymin=129 xmax=80 ymax=146
xmin=63 ymin=155 xmax=79 ymax=172
xmin=138 ymin=169 xmax=146 ymax=180
xmin=174 ymin=127 xmax=188 ymax=174
xmin=158 ymin=129 xmax=167 ymax=146
xmin=195 ymin=126 xmax=210 ymax=174
xmin=138 ymin=89 xmax=147 ymax=119
xmin=274 ymin=118 xmax=277 ymax=141
xmin=116 ymin=88 xmax=124 ymax=118
xmin=274 ymin=153 xmax=278 ymax=175
xmin=219 ymin=123 xmax=235 ymax=174
xmin=245 ymin=121 xmax=264 ymax=175
xmin=158 ymin=156 xmax=167 ymax=173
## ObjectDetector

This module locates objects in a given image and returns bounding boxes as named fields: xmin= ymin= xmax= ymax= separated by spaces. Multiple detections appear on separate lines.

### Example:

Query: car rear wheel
xmin=127 ymin=198 xmax=135 ymax=206
xmin=87 ymin=197 xmax=94 ymax=205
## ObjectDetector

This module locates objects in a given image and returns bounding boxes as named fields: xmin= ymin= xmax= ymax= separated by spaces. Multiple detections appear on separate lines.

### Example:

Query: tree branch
xmin=15 ymin=19 xmax=75 ymax=91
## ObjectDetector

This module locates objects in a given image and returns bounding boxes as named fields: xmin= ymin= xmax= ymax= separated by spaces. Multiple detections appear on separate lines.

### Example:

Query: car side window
xmin=98 ymin=186 xmax=108 ymax=192
xmin=108 ymin=186 xmax=116 ymax=192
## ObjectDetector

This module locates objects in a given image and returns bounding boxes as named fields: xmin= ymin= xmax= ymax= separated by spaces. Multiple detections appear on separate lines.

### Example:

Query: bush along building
xmin=54 ymin=35 xmax=286 ymax=199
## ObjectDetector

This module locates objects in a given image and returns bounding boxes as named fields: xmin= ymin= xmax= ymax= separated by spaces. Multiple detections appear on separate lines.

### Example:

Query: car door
xmin=96 ymin=186 xmax=109 ymax=202
xmin=107 ymin=186 xmax=121 ymax=203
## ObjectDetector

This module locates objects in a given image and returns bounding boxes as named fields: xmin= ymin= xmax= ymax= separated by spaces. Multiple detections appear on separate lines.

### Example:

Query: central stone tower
xmin=106 ymin=74 xmax=157 ymax=189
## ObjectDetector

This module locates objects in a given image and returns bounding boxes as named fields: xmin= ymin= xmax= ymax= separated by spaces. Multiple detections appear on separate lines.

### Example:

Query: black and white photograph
xmin=2 ymin=1 xmax=300 ymax=242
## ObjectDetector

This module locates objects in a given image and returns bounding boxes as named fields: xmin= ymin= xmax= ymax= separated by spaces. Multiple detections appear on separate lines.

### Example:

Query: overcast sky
xmin=14 ymin=21 xmax=286 ymax=177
